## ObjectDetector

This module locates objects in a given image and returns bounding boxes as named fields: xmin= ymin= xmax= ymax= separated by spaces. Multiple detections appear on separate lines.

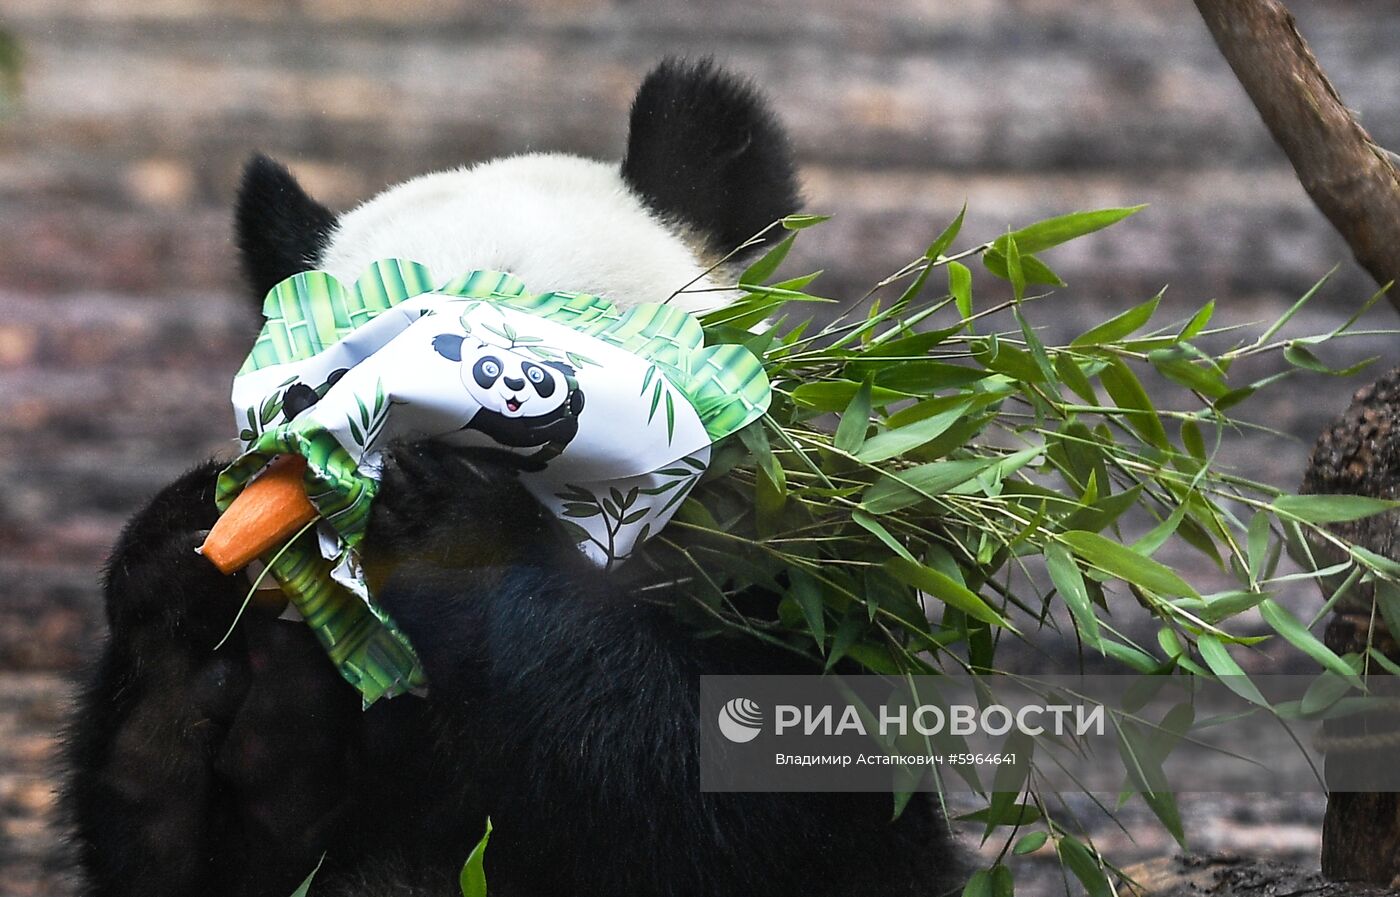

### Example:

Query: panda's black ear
xmin=621 ymin=58 xmax=801 ymax=260
xmin=234 ymin=154 xmax=339 ymax=303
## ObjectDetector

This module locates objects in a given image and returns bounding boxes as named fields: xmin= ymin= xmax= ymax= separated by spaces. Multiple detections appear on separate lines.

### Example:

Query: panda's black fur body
xmin=62 ymin=59 xmax=964 ymax=897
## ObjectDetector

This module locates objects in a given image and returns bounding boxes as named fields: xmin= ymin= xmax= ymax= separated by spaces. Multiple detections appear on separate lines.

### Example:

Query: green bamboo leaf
xmin=1133 ymin=503 xmax=1186 ymax=557
xmin=1246 ymin=511 xmax=1270 ymax=583
xmin=289 ymin=854 xmax=325 ymax=897
xmin=1054 ymin=354 xmax=1097 ymax=403
xmin=781 ymin=213 xmax=831 ymax=230
xmin=1099 ymin=356 xmax=1169 ymax=449
xmin=789 ymin=569 xmax=828 ymax=648
xmin=1258 ymin=598 xmax=1361 ymax=682
xmin=1114 ymin=715 xmax=1186 ymax=846
xmin=852 ymin=509 xmax=916 ymax=562
xmin=824 ymin=610 xmax=868 ymax=670
xmin=1200 ymin=590 xmax=1268 ymax=622
xmin=1060 ymin=530 xmax=1199 ymax=598
xmin=862 ymin=449 xmax=1039 ymax=514
xmin=1013 ymin=832 xmax=1048 ymax=855
xmin=949 ymin=261 xmax=973 ymax=320
xmin=1273 ymin=494 xmax=1400 ymax=524
xmin=834 ymin=377 xmax=874 ymax=454
xmin=1180 ymin=420 xmax=1206 ymax=460
xmin=459 ymin=819 xmax=492 ymax=897
xmin=851 ymin=328 xmax=959 ymax=363
xmin=925 ymin=203 xmax=967 ymax=259
xmin=883 ymin=557 xmax=1012 ymax=629
xmin=1071 ymin=294 xmax=1160 ymax=347
xmin=1284 ymin=341 xmax=1376 ymax=377
xmin=1013 ymin=302 xmax=1055 ymax=385
xmin=1179 ymin=300 xmax=1215 ymax=340
xmin=984 ymin=730 xmax=1033 ymax=838
xmin=854 ymin=398 xmax=973 ymax=463
xmin=790 ymin=380 xmax=915 ymax=412
xmin=962 ymin=869 xmax=992 ymax=897
xmin=974 ymin=338 xmax=1045 ymax=384
xmin=1046 ymin=544 xmax=1101 ymax=648
xmin=990 ymin=864 xmax=1013 ymax=897
xmin=1196 ymin=635 xmax=1267 ymax=705
xmin=740 ymin=233 xmax=796 ymax=285
xmin=1102 ymin=639 xmax=1162 ymax=673
xmin=872 ymin=361 xmax=988 ymax=394
xmin=995 ymin=205 xmax=1146 ymax=255
xmin=1004 ymin=233 xmax=1026 ymax=302
xmin=982 ymin=250 xmax=1063 ymax=287
xmin=1298 ymin=669 xmax=1356 ymax=716
xmin=1057 ymin=837 xmax=1111 ymax=897
xmin=1149 ymin=346 xmax=1229 ymax=399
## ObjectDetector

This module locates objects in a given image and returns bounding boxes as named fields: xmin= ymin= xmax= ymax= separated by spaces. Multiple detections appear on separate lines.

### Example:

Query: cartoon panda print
xmin=432 ymin=332 xmax=585 ymax=464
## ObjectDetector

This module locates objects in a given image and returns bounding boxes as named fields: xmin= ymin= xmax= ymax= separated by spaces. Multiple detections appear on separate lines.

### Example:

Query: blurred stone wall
xmin=0 ymin=1 xmax=1397 ymax=892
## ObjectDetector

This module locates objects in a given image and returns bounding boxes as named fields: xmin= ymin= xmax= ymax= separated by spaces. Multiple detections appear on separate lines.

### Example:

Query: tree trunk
xmin=1194 ymin=0 xmax=1400 ymax=308
xmin=1302 ymin=368 xmax=1400 ymax=884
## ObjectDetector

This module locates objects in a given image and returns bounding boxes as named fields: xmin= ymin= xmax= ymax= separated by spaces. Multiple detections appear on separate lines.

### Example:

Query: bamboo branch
xmin=1194 ymin=0 xmax=1400 ymax=310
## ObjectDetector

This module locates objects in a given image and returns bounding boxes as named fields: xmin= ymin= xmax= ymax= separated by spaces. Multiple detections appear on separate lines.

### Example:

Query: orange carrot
xmin=199 ymin=454 xmax=319 ymax=575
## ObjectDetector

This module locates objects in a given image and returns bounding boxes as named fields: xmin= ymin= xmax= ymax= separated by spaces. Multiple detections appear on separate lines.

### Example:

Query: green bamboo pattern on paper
xmin=262 ymin=532 xmax=426 ymax=704
xmin=242 ymin=259 xmax=434 ymax=374
xmin=685 ymin=344 xmax=772 ymax=438
xmin=240 ymin=261 xmax=771 ymax=445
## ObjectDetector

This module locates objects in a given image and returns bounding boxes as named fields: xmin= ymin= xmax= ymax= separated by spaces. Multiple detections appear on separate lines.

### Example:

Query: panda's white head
xmin=233 ymin=59 xmax=800 ymax=315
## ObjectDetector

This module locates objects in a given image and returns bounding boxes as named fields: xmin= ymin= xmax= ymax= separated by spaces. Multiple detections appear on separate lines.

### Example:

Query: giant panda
xmin=62 ymin=59 xmax=964 ymax=897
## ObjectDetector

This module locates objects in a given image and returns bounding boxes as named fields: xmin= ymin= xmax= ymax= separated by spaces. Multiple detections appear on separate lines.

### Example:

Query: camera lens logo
xmin=718 ymin=697 xmax=764 ymax=743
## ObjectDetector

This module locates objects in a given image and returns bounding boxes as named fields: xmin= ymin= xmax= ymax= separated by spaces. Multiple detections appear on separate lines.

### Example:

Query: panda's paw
xmin=102 ymin=460 xmax=252 ymax=648
xmin=365 ymin=441 xmax=560 ymax=575
xmin=67 ymin=609 xmax=362 ymax=897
